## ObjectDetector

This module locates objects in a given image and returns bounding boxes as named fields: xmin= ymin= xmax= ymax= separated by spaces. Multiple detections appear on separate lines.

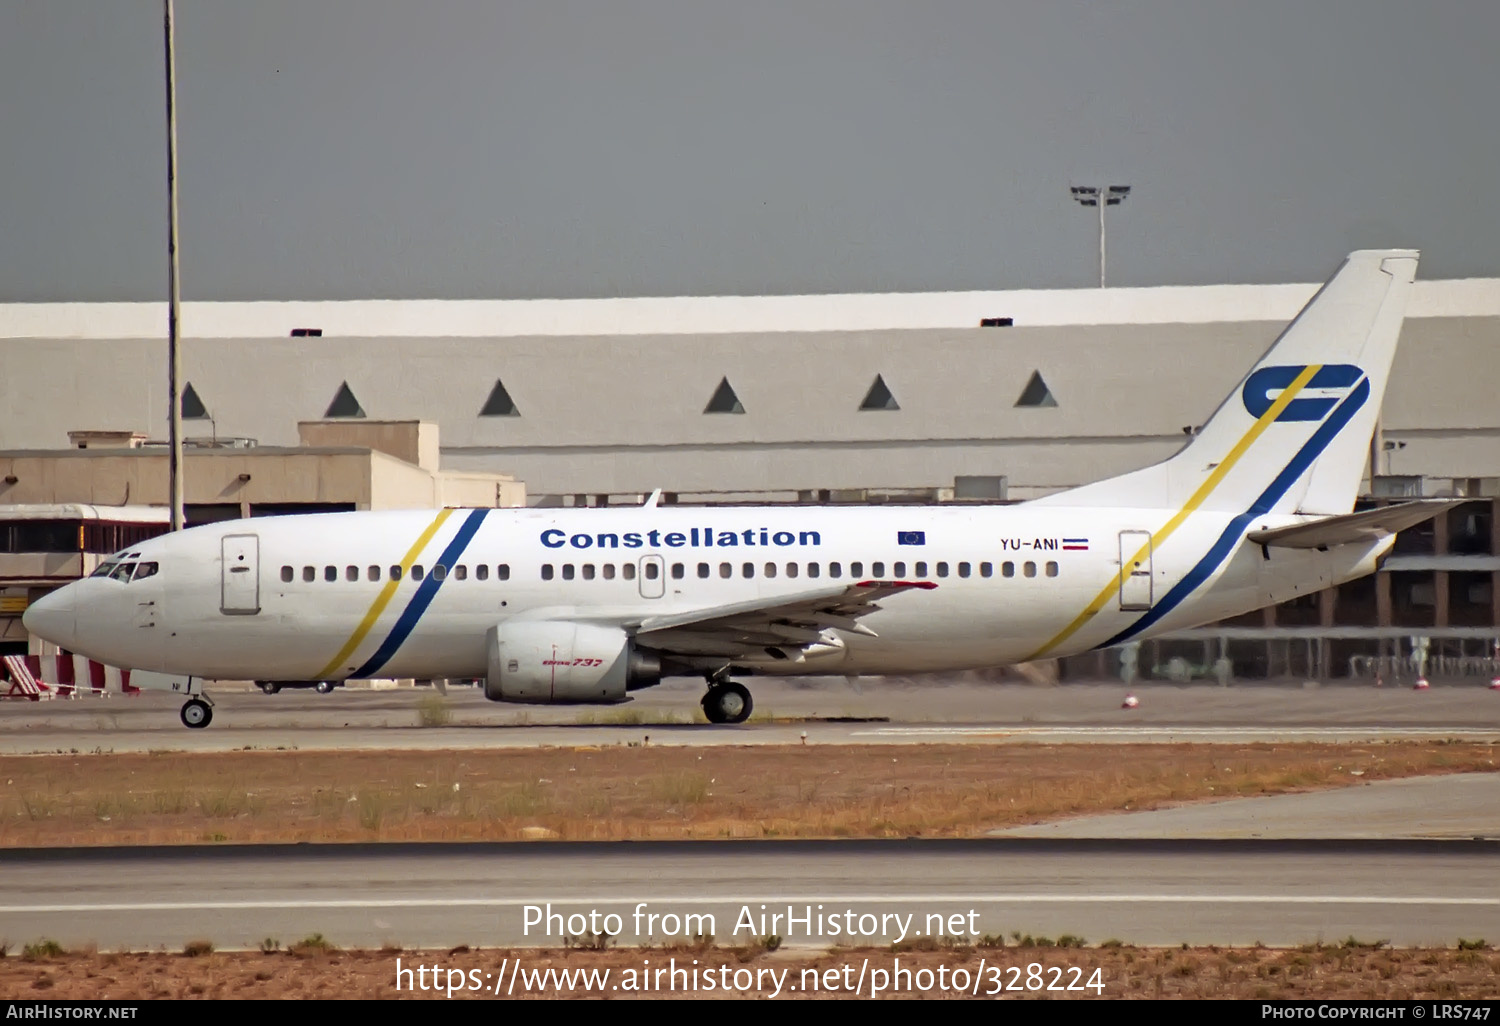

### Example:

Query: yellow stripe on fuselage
xmin=313 ymin=508 xmax=456 ymax=680
xmin=1023 ymin=364 xmax=1322 ymax=661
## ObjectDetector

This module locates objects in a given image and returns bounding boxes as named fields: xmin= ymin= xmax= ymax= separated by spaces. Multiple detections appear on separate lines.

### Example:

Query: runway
xmin=4 ymin=679 xmax=1499 ymax=753
xmin=1 ymin=839 xmax=1495 ymax=951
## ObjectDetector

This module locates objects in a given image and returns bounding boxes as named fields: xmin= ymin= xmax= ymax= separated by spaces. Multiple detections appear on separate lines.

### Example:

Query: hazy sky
xmin=2 ymin=1 xmax=1497 ymax=301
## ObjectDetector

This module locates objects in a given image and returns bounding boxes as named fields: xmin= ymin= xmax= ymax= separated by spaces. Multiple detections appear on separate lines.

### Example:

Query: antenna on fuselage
xmin=642 ymin=489 xmax=663 ymax=509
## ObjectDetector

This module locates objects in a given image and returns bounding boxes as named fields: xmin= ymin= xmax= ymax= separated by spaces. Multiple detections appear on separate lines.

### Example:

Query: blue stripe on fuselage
xmin=1100 ymin=377 xmax=1369 ymax=648
xmin=351 ymin=508 xmax=491 ymax=679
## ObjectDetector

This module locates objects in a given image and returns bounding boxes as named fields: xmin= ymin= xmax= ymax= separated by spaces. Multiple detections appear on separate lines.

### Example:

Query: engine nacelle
xmin=484 ymin=621 xmax=660 ymax=703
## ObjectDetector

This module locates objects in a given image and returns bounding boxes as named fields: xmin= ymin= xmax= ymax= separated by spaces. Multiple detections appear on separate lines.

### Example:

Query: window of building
xmin=1045 ymin=561 xmax=1059 ymax=577
xmin=476 ymin=564 xmax=489 ymax=581
xmin=704 ymin=377 xmax=746 ymax=414
xmin=1023 ymin=561 xmax=1037 ymax=578
xmin=1015 ymin=371 xmax=1057 ymax=408
xmin=479 ymin=378 xmax=521 ymax=417
xmin=324 ymin=565 xmax=337 ymax=582
xmin=324 ymin=381 xmax=367 ymax=419
xmin=562 ymin=564 xmax=575 ymax=580
xmin=541 ymin=564 xmax=554 ymax=580
xmin=281 ymin=565 xmax=293 ymax=583
xmin=859 ymin=374 xmax=900 ymax=411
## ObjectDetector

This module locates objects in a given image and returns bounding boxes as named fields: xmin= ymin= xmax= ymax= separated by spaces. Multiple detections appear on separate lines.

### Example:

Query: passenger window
xmin=786 ymin=563 xmax=799 ymax=578
xmin=893 ymin=561 xmax=906 ymax=577
xmin=390 ymin=565 xmax=403 ymax=581
xmin=476 ymin=564 xmax=489 ymax=581
xmin=324 ymin=566 xmax=337 ymax=582
xmin=698 ymin=563 xmax=711 ymax=579
xmin=562 ymin=564 xmax=576 ymax=580
xmin=958 ymin=562 xmax=971 ymax=578
xmin=454 ymin=565 xmax=467 ymax=580
xmin=807 ymin=563 xmax=820 ymax=578
xmin=346 ymin=565 xmax=359 ymax=582
xmin=936 ymin=562 xmax=949 ymax=578
xmin=850 ymin=562 xmax=863 ymax=577
xmin=303 ymin=566 xmax=316 ymax=582
xmin=281 ymin=565 xmax=294 ymax=583
xmin=411 ymin=565 xmax=425 ymax=581
xmin=671 ymin=563 xmax=684 ymax=579
xmin=980 ymin=562 xmax=993 ymax=578
xmin=720 ymin=562 xmax=732 ymax=579
xmin=1024 ymin=561 xmax=1037 ymax=578
xmin=827 ymin=562 xmax=840 ymax=578
xmin=1003 ymin=561 xmax=1015 ymax=578
xmin=541 ymin=564 xmax=554 ymax=580
xmin=871 ymin=562 xmax=885 ymax=577
xmin=1046 ymin=561 xmax=1059 ymax=577
xmin=498 ymin=564 xmax=510 ymax=581
xmin=603 ymin=564 xmax=616 ymax=580
xmin=368 ymin=565 xmax=381 ymax=581
xmin=133 ymin=562 xmax=158 ymax=581
xmin=915 ymin=561 xmax=928 ymax=577
xmin=622 ymin=563 xmax=636 ymax=580
xmin=644 ymin=562 xmax=659 ymax=580
xmin=582 ymin=564 xmax=596 ymax=580
xmin=742 ymin=562 xmax=755 ymax=578
xmin=433 ymin=565 xmax=447 ymax=581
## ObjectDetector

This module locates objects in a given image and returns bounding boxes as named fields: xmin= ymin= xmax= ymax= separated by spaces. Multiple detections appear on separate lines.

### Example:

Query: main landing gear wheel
xmin=314 ymin=681 xmax=336 ymax=694
xmin=180 ymin=698 xmax=213 ymax=729
xmin=702 ymin=682 xmax=753 ymax=724
xmin=257 ymin=681 xmax=280 ymax=695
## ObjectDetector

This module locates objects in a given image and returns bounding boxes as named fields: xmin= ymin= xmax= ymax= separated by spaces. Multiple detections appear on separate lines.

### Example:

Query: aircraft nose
xmin=22 ymin=587 xmax=76 ymax=648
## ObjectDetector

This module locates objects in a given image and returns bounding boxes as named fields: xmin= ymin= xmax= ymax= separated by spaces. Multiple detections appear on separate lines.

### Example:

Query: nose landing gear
xmin=180 ymin=696 xmax=213 ymax=729
xmin=701 ymin=680 xmax=753 ymax=724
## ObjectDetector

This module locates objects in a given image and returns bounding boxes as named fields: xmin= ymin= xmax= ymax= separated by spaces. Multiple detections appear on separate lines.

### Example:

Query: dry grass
xmin=1 ymin=942 xmax=1496 ymax=999
xmin=0 ymin=740 xmax=1494 ymax=846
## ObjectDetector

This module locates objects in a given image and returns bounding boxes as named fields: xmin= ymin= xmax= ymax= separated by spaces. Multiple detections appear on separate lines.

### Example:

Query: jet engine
xmin=484 ymin=621 xmax=660 ymax=703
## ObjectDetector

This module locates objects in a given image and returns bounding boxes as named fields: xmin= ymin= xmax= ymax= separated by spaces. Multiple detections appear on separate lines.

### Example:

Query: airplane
xmin=23 ymin=249 xmax=1454 ymax=729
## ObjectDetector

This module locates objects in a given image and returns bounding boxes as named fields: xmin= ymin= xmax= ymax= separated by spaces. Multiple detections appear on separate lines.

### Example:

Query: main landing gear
xmin=701 ymin=679 xmax=753 ymax=724
xmin=180 ymin=696 xmax=213 ymax=729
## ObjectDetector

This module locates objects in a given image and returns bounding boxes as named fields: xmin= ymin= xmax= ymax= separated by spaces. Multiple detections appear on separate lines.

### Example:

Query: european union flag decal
xmin=897 ymin=531 xmax=926 ymax=546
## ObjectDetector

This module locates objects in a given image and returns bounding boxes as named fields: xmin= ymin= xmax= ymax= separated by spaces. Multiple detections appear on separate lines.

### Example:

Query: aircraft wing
xmin=630 ymin=580 xmax=936 ymax=658
xmin=1246 ymin=499 xmax=1468 ymax=549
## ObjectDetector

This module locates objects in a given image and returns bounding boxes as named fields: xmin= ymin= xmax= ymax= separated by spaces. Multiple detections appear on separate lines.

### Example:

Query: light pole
xmin=1069 ymin=184 xmax=1130 ymax=288
xmin=163 ymin=0 xmax=184 ymax=531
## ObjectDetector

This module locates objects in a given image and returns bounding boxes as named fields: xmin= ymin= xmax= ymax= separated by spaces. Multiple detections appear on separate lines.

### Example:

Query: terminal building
xmin=2 ymin=268 xmax=1498 ymax=683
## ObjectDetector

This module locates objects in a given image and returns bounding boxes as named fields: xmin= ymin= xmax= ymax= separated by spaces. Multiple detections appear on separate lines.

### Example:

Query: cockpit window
xmin=91 ymin=562 xmax=119 ymax=578
xmin=108 ymin=562 xmax=136 ymax=582
xmin=133 ymin=562 xmax=158 ymax=581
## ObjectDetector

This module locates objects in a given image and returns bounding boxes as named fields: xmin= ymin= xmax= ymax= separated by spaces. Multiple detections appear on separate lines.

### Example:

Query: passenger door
xmin=1117 ymin=530 xmax=1153 ymax=611
xmin=221 ymin=534 xmax=261 ymax=615
xmin=638 ymin=555 xmax=665 ymax=599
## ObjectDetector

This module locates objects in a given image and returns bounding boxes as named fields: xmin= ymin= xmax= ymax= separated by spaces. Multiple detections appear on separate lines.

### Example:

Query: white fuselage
xmin=35 ymin=503 xmax=1389 ymax=684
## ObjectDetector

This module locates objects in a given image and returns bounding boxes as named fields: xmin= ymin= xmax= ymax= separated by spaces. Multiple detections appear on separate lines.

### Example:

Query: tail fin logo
xmin=1242 ymin=364 xmax=1365 ymax=423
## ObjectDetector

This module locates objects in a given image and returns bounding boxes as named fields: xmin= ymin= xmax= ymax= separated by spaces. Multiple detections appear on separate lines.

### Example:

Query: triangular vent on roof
xmin=859 ymin=374 xmax=900 ymax=411
xmin=704 ymin=377 xmax=745 ymax=414
xmin=479 ymin=378 xmax=520 ymax=417
xmin=325 ymin=381 xmax=367 ymax=419
xmin=181 ymin=383 xmax=209 ymax=419
xmin=1015 ymin=371 xmax=1057 ymax=408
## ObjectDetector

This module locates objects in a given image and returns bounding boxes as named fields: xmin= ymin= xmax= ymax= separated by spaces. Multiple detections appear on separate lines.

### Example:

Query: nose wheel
xmin=702 ymin=681 xmax=753 ymax=724
xmin=180 ymin=697 xmax=213 ymax=729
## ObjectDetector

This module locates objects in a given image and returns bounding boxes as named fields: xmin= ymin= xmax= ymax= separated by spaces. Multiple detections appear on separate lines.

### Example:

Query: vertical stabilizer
xmin=1033 ymin=249 xmax=1418 ymax=514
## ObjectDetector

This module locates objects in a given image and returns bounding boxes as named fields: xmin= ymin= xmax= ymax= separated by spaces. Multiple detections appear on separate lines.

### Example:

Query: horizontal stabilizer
xmin=1246 ymin=499 xmax=1467 ymax=549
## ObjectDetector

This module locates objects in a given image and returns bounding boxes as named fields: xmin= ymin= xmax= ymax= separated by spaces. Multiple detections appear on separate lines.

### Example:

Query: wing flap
xmin=1246 ymin=499 xmax=1467 ymax=549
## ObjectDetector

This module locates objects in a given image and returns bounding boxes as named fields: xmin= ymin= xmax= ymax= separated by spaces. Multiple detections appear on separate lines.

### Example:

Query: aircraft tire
xmin=702 ymin=682 xmax=752 ymax=725
xmin=314 ymin=681 xmax=335 ymax=694
xmin=180 ymin=698 xmax=212 ymax=729
xmin=258 ymin=681 xmax=280 ymax=695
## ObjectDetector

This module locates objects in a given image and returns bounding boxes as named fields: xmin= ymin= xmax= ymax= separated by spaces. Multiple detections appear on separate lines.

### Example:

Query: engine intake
xmin=485 ymin=621 xmax=660 ymax=703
